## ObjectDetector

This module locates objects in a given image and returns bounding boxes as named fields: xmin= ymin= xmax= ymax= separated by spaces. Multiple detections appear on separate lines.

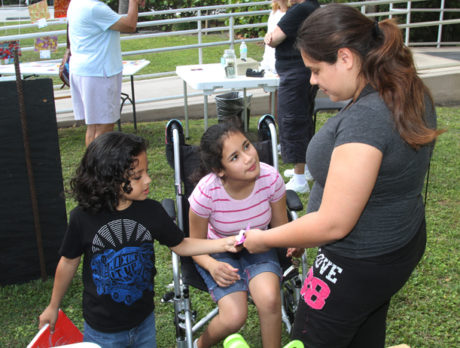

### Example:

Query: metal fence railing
xmin=0 ymin=0 xmax=459 ymax=115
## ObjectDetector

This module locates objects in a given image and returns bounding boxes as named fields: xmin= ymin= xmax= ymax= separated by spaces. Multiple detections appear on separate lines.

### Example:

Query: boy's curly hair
xmin=70 ymin=132 xmax=147 ymax=213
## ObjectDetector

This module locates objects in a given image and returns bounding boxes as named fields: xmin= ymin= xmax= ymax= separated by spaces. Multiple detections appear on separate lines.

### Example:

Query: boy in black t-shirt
xmin=38 ymin=132 xmax=240 ymax=347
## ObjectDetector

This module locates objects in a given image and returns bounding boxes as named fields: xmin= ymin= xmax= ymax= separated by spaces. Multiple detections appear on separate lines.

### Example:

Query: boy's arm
xmin=170 ymin=236 xmax=240 ymax=256
xmin=171 ymin=210 xmax=240 ymax=288
xmin=38 ymin=256 xmax=81 ymax=333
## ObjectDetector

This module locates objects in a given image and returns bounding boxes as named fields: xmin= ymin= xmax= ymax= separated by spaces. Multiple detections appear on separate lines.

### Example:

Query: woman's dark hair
xmin=70 ymin=132 xmax=147 ymax=213
xmin=191 ymin=122 xmax=244 ymax=183
xmin=296 ymin=3 xmax=443 ymax=149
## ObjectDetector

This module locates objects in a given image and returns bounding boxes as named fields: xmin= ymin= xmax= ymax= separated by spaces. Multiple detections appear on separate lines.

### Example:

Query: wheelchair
xmin=161 ymin=115 xmax=307 ymax=348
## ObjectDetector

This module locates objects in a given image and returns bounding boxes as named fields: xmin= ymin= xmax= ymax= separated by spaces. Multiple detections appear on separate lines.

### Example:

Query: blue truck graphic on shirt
xmin=91 ymin=244 xmax=154 ymax=305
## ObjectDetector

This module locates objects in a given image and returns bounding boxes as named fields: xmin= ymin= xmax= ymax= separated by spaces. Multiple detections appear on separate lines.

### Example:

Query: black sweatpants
xmin=292 ymin=219 xmax=427 ymax=348
xmin=277 ymin=62 xmax=317 ymax=164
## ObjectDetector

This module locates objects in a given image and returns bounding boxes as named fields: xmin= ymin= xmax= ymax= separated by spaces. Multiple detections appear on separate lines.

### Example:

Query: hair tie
xmin=373 ymin=20 xmax=381 ymax=38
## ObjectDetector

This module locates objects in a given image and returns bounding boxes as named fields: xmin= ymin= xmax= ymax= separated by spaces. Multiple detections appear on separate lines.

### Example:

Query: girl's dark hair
xmin=70 ymin=132 xmax=147 ymax=213
xmin=191 ymin=122 xmax=243 ymax=183
xmin=296 ymin=3 xmax=443 ymax=149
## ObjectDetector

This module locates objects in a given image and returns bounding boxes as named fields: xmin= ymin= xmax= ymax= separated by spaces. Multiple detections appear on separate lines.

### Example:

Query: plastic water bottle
xmin=239 ymin=41 xmax=247 ymax=61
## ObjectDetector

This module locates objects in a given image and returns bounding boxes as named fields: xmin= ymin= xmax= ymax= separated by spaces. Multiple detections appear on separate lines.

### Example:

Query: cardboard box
xmin=235 ymin=58 xmax=260 ymax=76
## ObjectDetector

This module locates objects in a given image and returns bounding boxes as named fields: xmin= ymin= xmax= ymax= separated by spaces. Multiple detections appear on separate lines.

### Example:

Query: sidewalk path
xmin=54 ymin=47 xmax=460 ymax=127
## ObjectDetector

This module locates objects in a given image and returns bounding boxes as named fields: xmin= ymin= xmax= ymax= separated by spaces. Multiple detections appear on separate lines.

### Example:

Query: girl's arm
xmin=38 ymin=256 xmax=81 ymax=333
xmin=270 ymin=193 xmax=304 ymax=257
xmin=269 ymin=194 xmax=288 ymax=228
xmin=187 ymin=210 xmax=240 ymax=287
xmin=244 ymin=143 xmax=382 ymax=252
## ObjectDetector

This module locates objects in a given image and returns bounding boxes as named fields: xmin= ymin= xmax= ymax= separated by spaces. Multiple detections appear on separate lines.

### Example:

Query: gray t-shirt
xmin=306 ymin=85 xmax=436 ymax=258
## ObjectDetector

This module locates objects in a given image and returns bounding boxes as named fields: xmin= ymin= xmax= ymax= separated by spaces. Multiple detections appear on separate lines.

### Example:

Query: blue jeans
xmin=195 ymin=248 xmax=282 ymax=302
xmin=83 ymin=312 xmax=156 ymax=348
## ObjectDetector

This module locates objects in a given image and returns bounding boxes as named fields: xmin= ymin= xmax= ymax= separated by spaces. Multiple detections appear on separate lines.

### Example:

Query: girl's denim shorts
xmin=194 ymin=248 xmax=282 ymax=302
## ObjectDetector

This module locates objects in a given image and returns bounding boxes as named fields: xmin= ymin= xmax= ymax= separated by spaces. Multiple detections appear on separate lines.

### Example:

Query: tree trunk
xmin=118 ymin=0 xmax=129 ymax=14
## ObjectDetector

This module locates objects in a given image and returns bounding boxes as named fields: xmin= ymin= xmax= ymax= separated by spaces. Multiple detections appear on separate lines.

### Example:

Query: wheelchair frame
xmin=162 ymin=115 xmax=307 ymax=348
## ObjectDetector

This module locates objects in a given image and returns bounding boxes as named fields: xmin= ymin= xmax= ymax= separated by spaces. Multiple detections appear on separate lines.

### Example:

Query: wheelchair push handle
xmin=165 ymin=119 xmax=185 ymax=145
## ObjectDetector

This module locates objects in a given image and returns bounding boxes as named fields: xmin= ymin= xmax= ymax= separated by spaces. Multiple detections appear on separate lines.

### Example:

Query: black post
xmin=13 ymin=49 xmax=47 ymax=281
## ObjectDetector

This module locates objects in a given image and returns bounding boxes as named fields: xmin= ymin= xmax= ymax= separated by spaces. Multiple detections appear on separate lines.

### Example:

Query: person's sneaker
xmin=285 ymin=177 xmax=310 ymax=194
xmin=304 ymin=167 xmax=314 ymax=181
xmin=284 ymin=167 xmax=314 ymax=182
xmin=283 ymin=168 xmax=295 ymax=178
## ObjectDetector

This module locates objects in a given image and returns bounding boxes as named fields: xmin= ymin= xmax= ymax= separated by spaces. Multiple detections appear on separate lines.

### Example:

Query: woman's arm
xmin=187 ymin=210 xmax=240 ymax=287
xmin=244 ymin=143 xmax=382 ymax=252
xmin=265 ymin=25 xmax=287 ymax=48
xmin=110 ymin=0 xmax=142 ymax=33
xmin=38 ymin=256 xmax=81 ymax=333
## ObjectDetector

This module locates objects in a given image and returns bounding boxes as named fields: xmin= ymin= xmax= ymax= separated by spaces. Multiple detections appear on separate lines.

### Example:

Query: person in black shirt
xmin=265 ymin=0 xmax=320 ymax=194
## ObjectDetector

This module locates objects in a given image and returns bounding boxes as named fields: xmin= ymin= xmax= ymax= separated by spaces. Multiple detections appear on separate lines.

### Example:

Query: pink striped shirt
xmin=189 ymin=162 xmax=286 ymax=240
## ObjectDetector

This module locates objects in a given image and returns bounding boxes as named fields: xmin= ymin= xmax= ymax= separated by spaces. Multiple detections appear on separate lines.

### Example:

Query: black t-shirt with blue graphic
xmin=60 ymin=199 xmax=184 ymax=332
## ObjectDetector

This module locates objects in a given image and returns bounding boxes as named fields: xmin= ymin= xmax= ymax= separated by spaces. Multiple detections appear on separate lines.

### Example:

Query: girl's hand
xmin=38 ymin=305 xmax=59 ymax=333
xmin=243 ymin=229 xmax=270 ymax=254
xmin=209 ymin=261 xmax=240 ymax=287
xmin=286 ymin=247 xmax=305 ymax=258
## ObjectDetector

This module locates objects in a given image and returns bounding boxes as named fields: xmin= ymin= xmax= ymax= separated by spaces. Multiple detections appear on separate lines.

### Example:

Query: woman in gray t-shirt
xmin=243 ymin=4 xmax=444 ymax=347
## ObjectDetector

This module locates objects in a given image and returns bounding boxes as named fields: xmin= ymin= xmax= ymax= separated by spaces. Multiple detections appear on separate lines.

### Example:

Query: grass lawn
xmin=0 ymin=107 xmax=458 ymax=347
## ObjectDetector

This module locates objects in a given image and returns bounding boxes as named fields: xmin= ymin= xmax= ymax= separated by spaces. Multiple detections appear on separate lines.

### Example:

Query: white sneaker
xmin=284 ymin=168 xmax=314 ymax=182
xmin=283 ymin=168 xmax=295 ymax=178
xmin=304 ymin=167 xmax=314 ymax=181
xmin=285 ymin=177 xmax=310 ymax=194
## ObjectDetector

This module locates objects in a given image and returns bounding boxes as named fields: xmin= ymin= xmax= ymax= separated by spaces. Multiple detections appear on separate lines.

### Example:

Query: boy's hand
xmin=223 ymin=236 xmax=243 ymax=253
xmin=38 ymin=305 xmax=59 ymax=334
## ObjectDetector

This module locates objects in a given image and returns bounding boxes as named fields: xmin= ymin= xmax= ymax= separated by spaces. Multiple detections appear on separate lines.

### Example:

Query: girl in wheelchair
xmin=189 ymin=122 xmax=302 ymax=348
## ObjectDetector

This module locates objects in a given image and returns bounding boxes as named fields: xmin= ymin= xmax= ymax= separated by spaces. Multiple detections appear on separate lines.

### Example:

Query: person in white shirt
xmin=260 ymin=0 xmax=290 ymax=74
xmin=67 ymin=0 xmax=142 ymax=147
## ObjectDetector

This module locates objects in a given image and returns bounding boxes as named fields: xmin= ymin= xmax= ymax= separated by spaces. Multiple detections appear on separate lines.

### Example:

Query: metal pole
xmin=14 ymin=49 xmax=47 ymax=281
xmin=437 ymin=0 xmax=445 ymax=48
xmin=405 ymin=1 xmax=412 ymax=46
xmin=229 ymin=16 xmax=234 ymax=49
xmin=198 ymin=10 xmax=203 ymax=64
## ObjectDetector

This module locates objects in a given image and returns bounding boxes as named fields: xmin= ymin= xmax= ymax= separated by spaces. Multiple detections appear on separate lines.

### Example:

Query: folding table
xmin=0 ymin=59 xmax=150 ymax=130
xmin=176 ymin=63 xmax=279 ymax=137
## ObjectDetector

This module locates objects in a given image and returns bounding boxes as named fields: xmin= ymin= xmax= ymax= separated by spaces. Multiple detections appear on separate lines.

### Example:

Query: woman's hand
xmin=38 ymin=305 xmax=59 ymax=333
xmin=209 ymin=261 xmax=240 ymax=287
xmin=243 ymin=229 xmax=270 ymax=254
xmin=286 ymin=247 xmax=305 ymax=258
xmin=264 ymin=32 xmax=273 ymax=45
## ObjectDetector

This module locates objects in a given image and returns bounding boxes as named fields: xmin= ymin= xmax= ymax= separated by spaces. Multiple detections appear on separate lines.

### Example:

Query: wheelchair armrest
xmin=286 ymin=190 xmax=303 ymax=212
xmin=161 ymin=199 xmax=176 ymax=220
